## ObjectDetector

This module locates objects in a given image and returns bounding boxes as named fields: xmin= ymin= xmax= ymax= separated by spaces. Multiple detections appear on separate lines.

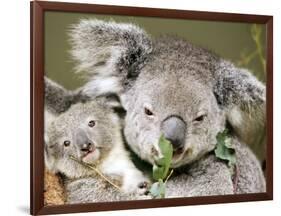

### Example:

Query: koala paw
xmin=122 ymin=173 xmax=150 ymax=195
xmin=136 ymin=180 xmax=150 ymax=195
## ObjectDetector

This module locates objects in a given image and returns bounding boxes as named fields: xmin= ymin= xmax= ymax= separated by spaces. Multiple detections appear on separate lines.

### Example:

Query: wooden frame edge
xmin=265 ymin=16 xmax=273 ymax=200
xmin=31 ymin=1 xmax=45 ymax=215
xmin=30 ymin=1 xmax=273 ymax=215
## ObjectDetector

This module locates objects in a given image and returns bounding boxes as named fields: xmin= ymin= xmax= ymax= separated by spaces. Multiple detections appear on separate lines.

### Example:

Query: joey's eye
xmin=63 ymin=140 xmax=71 ymax=147
xmin=144 ymin=107 xmax=154 ymax=116
xmin=88 ymin=120 xmax=96 ymax=127
xmin=193 ymin=114 xmax=206 ymax=122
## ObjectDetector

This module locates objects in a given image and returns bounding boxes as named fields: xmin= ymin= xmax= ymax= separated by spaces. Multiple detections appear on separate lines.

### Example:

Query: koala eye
xmin=193 ymin=114 xmax=206 ymax=122
xmin=144 ymin=107 xmax=154 ymax=116
xmin=63 ymin=140 xmax=71 ymax=147
xmin=88 ymin=120 xmax=96 ymax=127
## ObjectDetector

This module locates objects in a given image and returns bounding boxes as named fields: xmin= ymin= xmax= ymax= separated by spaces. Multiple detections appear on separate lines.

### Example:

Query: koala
xmin=68 ymin=19 xmax=266 ymax=196
xmin=44 ymin=77 xmax=150 ymax=204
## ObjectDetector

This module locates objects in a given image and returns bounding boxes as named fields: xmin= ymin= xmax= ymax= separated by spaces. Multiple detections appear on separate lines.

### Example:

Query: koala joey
xmin=68 ymin=19 xmax=266 ymax=196
xmin=44 ymin=77 xmax=150 ymax=204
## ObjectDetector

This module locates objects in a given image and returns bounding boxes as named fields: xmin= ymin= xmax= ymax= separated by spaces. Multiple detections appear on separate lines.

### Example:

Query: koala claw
xmin=136 ymin=180 xmax=150 ymax=195
xmin=138 ymin=181 xmax=148 ymax=189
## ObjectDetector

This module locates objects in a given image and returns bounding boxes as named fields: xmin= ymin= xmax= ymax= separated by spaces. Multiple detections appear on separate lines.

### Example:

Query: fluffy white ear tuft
xmin=69 ymin=19 xmax=152 ymax=97
xmin=82 ymin=77 xmax=122 ymax=98
xmin=214 ymin=59 xmax=265 ymax=109
xmin=214 ymin=59 xmax=266 ymax=145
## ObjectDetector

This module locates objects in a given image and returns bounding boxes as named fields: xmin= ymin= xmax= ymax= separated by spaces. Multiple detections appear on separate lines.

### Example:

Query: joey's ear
xmin=44 ymin=77 xmax=73 ymax=114
xmin=69 ymin=19 xmax=152 ymax=98
xmin=213 ymin=59 xmax=265 ymax=140
xmin=44 ymin=76 xmax=90 ymax=114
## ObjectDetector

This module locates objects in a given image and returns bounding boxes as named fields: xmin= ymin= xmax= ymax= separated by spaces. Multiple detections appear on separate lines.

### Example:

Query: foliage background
xmin=44 ymin=11 xmax=266 ymax=163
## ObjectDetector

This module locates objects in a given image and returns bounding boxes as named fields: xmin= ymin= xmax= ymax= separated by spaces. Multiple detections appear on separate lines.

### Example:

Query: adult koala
xmin=69 ymin=19 xmax=266 ymax=196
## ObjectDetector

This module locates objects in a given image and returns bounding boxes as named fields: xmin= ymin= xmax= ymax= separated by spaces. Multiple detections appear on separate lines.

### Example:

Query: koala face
xmin=45 ymin=101 xmax=117 ymax=178
xmin=122 ymin=58 xmax=225 ymax=167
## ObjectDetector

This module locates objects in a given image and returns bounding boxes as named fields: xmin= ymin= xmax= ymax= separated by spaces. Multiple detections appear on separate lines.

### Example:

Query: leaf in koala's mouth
xmin=149 ymin=135 xmax=174 ymax=199
xmin=154 ymin=135 xmax=173 ymax=179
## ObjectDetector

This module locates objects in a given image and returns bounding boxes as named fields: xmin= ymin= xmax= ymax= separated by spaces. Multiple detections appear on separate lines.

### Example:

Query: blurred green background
xmin=44 ymin=11 xmax=266 ymax=163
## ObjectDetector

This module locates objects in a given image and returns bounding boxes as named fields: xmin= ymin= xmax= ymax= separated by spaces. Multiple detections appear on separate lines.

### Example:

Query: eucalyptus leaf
xmin=149 ymin=182 xmax=160 ymax=197
xmin=149 ymin=135 xmax=174 ymax=198
xmin=149 ymin=179 xmax=166 ymax=198
xmin=152 ymin=164 xmax=165 ymax=180
xmin=214 ymin=130 xmax=236 ymax=167
xmin=156 ymin=135 xmax=173 ymax=179
xmin=158 ymin=135 xmax=173 ymax=164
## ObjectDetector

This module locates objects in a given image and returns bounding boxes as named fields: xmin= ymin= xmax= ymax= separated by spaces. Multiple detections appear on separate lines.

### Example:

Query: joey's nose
xmin=161 ymin=115 xmax=186 ymax=151
xmin=75 ymin=129 xmax=94 ymax=152
xmin=81 ymin=142 xmax=93 ymax=152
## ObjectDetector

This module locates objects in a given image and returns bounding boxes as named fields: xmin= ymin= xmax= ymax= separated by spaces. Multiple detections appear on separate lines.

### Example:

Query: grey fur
xmin=44 ymin=78 xmax=150 ymax=203
xmin=69 ymin=20 xmax=266 ymax=196
xmin=44 ymin=77 xmax=89 ymax=115
xmin=165 ymin=138 xmax=265 ymax=197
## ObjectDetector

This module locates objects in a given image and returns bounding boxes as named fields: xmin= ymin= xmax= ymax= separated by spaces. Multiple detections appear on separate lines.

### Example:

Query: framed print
xmin=31 ymin=1 xmax=273 ymax=215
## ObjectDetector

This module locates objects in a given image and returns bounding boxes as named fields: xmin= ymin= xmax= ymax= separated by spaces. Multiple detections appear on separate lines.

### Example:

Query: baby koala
xmin=44 ymin=77 xmax=150 ymax=204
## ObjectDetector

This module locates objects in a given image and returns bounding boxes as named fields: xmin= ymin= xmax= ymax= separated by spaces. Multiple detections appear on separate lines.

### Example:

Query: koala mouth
xmin=173 ymin=148 xmax=184 ymax=156
xmin=169 ymin=148 xmax=184 ymax=162
xmin=152 ymin=146 xmax=184 ymax=162
xmin=81 ymin=146 xmax=96 ymax=159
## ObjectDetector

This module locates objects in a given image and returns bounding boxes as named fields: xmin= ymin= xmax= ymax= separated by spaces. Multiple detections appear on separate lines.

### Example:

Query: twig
xmin=237 ymin=50 xmax=258 ymax=66
xmin=237 ymin=24 xmax=266 ymax=80
xmin=164 ymin=169 xmax=174 ymax=184
xmin=69 ymin=155 xmax=122 ymax=191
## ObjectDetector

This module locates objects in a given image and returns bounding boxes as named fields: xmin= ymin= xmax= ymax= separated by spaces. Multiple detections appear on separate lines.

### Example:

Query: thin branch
xmin=237 ymin=50 xmax=258 ymax=67
xmin=237 ymin=24 xmax=266 ymax=79
xmin=69 ymin=155 xmax=122 ymax=191
xmin=164 ymin=169 xmax=174 ymax=184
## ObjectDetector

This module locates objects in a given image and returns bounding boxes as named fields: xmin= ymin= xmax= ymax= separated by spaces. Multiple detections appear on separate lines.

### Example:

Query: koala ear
xmin=44 ymin=77 xmax=73 ymax=114
xmin=213 ymin=59 xmax=265 ymax=139
xmin=45 ymin=76 xmax=90 ymax=114
xmin=69 ymin=19 xmax=152 ymax=98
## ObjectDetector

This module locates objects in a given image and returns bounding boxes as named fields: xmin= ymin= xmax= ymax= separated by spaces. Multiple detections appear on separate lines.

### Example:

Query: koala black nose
xmin=161 ymin=115 xmax=186 ymax=151
xmin=75 ymin=129 xmax=94 ymax=152
xmin=81 ymin=142 xmax=93 ymax=152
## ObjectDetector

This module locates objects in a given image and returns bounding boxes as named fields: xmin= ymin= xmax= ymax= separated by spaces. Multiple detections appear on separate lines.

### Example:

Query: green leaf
xmin=214 ymin=130 xmax=236 ymax=167
xmin=152 ymin=164 xmax=165 ymax=180
xmin=149 ymin=182 xmax=160 ymax=197
xmin=149 ymin=179 xmax=166 ymax=198
xmin=158 ymin=135 xmax=173 ymax=165
xmin=150 ymin=135 xmax=174 ymax=198
xmin=153 ymin=135 xmax=173 ymax=180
